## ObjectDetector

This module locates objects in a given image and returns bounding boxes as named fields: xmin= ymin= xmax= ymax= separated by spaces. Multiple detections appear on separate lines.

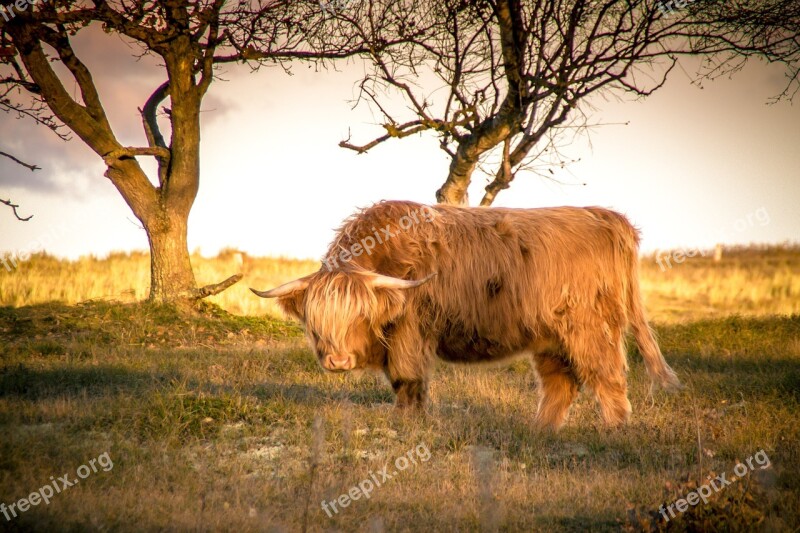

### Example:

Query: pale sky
xmin=1 ymin=28 xmax=798 ymax=262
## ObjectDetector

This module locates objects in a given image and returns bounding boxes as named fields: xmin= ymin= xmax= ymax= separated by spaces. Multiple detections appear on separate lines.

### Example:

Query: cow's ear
xmin=365 ymin=272 xmax=434 ymax=325
xmin=276 ymin=291 xmax=307 ymax=322
xmin=373 ymin=287 xmax=407 ymax=324
xmin=250 ymin=276 xmax=311 ymax=322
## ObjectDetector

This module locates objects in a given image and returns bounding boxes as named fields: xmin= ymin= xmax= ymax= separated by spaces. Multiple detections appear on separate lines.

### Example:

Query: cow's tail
xmin=625 ymin=236 xmax=682 ymax=392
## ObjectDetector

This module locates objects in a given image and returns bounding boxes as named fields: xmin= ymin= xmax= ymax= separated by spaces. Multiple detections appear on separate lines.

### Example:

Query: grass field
xmin=0 ymin=245 xmax=798 ymax=531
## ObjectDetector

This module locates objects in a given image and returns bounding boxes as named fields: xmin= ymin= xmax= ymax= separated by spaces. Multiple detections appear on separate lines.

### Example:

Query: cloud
xmin=0 ymin=23 xmax=234 ymax=196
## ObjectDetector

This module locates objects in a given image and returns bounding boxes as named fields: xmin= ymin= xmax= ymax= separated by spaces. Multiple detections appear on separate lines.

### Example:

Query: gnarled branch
xmin=103 ymin=146 xmax=171 ymax=166
xmin=188 ymin=273 xmax=243 ymax=299
xmin=339 ymin=118 xmax=458 ymax=154
xmin=139 ymin=81 xmax=171 ymax=186
xmin=480 ymin=136 xmax=514 ymax=206
xmin=141 ymin=81 xmax=170 ymax=150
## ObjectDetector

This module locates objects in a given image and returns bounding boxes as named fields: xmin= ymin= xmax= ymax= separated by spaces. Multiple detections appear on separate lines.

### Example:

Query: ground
xmin=0 ymin=246 xmax=798 ymax=531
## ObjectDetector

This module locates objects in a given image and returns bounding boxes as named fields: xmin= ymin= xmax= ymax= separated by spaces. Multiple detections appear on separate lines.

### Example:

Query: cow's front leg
xmin=382 ymin=314 xmax=432 ymax=410
xmin=390 ymin=377 xmax=428 ymax=409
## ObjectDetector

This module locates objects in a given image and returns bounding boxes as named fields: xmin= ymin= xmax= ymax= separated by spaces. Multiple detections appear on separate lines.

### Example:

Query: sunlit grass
xmin=0 ymin=248 xmax=320 ymax=318
xmin=2 ymin=244 xmax=799 ymax=322
xmin=0 ymin=245 xmax=798 ymax=530
xmin=0 ymin=302 xmax=797 ymax=530
xmin=640 ymin=244 xmax=800 ymax=322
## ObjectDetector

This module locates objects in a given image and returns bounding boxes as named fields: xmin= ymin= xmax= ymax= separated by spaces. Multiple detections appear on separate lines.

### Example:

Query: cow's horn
xmin=367 ymin=272 xmax=436 ymax=290
xmin=250 ymin=278 xmax=310 ymax=298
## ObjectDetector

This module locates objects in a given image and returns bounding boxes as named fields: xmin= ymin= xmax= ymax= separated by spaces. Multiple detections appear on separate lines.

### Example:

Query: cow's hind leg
xmin=591 ymin=374 xmax=631 ymax=427
xmin=569 ymin=327 xmax=631 ymax=427
xmin=533 ymin=352 xmax=580 ymax=431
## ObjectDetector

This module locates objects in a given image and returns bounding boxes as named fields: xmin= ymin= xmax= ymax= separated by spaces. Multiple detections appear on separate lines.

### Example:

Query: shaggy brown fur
xmin=252 ymin=200 xmax=681 ymax=430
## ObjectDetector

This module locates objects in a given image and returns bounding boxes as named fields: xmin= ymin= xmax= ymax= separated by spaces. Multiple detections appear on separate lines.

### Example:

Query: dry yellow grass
xmin=1 ymin=244 xmax=798 ymax=531
xmin=639 ymin=244 xmax=800 ymax=322
xmin=0 ymin=249 xmax=319 ymax=318
xmin=2 ymin=244 xmax=798 ymax=322
xmin=1 ymin=302 xmax=797 ymax=531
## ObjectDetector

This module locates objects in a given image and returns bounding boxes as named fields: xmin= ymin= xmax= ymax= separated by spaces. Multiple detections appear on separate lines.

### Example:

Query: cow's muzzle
xmin=323 ymin=354 xmax=353 ymax=372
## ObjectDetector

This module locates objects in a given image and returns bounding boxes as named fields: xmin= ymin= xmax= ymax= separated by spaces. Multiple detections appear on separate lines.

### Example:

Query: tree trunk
xmin=145 ymin=211 xmax=197 ymax=301
xmin=436 ymin=147 xmax=477 ymax=205
xmin=436 ymin=117 xmax=518 ymax=206
xmin=435 ymin=0 xmax=526 ymax=207
xmin=7 ymin=14 xmax=249 ymax=305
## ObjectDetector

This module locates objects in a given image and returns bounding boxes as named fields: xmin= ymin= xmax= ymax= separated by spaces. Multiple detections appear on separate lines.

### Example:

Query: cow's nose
xmin=325 ymin=354 xmax=352 ymax=371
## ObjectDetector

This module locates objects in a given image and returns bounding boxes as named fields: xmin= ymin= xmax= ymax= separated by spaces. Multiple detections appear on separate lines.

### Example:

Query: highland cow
xmin=251 ymin=201 xmax=681 ymax=430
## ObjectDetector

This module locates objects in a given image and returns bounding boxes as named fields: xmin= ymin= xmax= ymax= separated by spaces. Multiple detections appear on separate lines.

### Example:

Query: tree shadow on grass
xmin=0 ymin=360 xmax=393 ymax=414
xmin=669 ymin=353 xmax=800 ymax=403
xmin=0 ymin=364 xmax=171 ymax=400
xmin=224 ymin=378 xmax=394 ymax=408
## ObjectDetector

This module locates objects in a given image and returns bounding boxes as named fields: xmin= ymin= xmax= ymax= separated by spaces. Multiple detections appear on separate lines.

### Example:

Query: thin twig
xmin=0 ymin=198 xmax=33 ymax=221
xmin=0 ymin=151 xmax=40 ymax=171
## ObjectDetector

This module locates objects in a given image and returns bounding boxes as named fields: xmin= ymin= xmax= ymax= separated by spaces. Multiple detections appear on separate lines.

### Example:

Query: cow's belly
xmin=434 ymin=317 xmax=562 ymax=363
xmin=435 ymin=320 xmax=520 ymax=363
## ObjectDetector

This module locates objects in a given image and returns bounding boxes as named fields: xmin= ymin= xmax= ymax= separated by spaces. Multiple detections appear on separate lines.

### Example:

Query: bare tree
xmin=336 ymin=0 xmax=800 ymax=205
xmin=0 ymin=0 xmax=412 ymax=301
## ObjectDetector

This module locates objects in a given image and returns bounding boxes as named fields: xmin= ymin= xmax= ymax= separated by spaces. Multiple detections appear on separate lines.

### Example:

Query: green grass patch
xmin=0 ymin=302 xmax=797 ymax=531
